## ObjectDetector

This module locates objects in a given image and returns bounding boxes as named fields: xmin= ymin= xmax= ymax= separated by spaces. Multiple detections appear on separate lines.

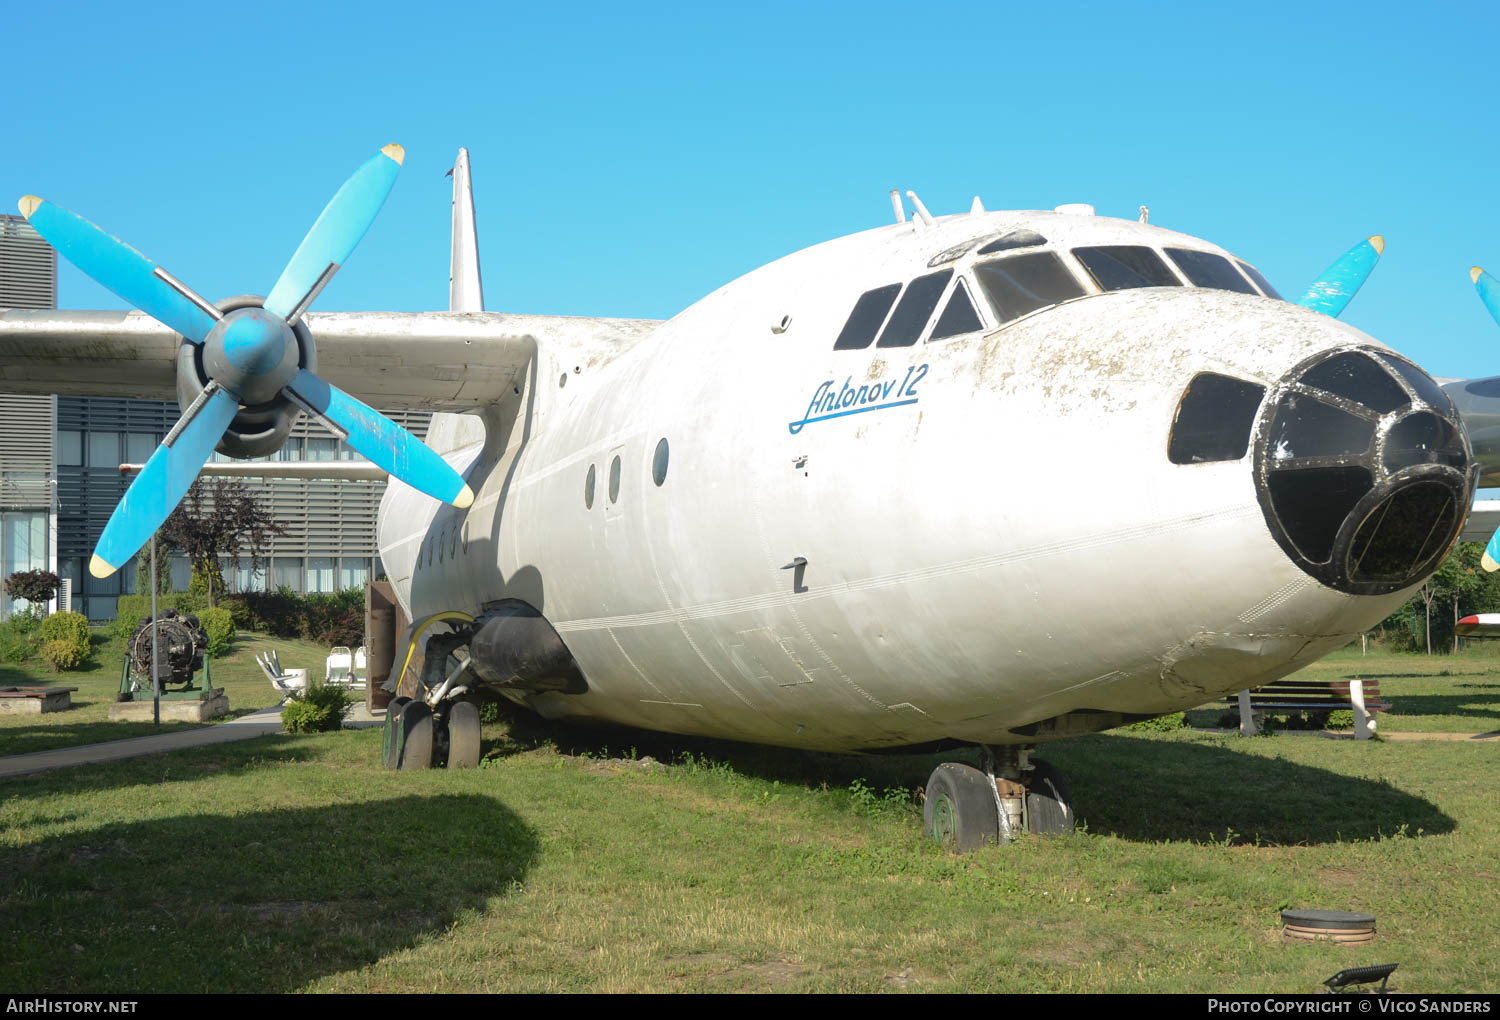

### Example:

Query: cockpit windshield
xmin=971 ymin=252 xmax=1087 ymax=325
xmin=1165 ymin=248 xmax=1257 ymax=295
xmin=1073 ymin=246 xmax=1181 ymax=291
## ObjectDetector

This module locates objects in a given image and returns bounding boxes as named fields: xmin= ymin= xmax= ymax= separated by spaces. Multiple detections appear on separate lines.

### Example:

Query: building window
xmin=308 ymin=557 xmax=335 ymax=593
xmin=274 ymin=558 xmax=303 ymax=591
xmin=340 ymin=558 xmax=369 ymax=591
xmin=87 ymin=431 xmax=120 ymax=468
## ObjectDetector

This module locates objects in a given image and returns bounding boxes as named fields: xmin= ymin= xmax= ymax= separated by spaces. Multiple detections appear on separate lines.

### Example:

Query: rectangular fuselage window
xmin=972 ymin=251 xmax=1088 ymax=324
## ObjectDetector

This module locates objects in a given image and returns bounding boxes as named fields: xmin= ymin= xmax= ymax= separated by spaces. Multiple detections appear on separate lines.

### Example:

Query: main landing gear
xmin=922 ymin=747 xmax=1074 ymax=850
xmin=382 ymin=697 xmax=482 ymax=770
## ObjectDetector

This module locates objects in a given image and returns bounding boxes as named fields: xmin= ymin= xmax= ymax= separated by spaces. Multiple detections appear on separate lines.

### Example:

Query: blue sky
xmin=5 ymin=0 xmax=1499 ymax=378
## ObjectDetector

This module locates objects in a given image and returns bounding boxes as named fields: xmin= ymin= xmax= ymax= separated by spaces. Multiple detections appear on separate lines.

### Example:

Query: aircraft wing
xmin=1444 ymin=377 xmax=1500 ymax=488
xmin=0 ymin=309 xmax=659 ymax=410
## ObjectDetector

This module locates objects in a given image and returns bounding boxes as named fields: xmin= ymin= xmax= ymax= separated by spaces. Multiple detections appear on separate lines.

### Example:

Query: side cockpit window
xmin=876 ymin=270 xmax=952 ymax=348
xmin=930 ymin=279 xmax=983 ymax=340
xmin=1236 ymin=260 xmax=1281 ymax=300
xmin=972 ymin=252 xmax=1087 ymax=325
xmin=1166 ymin=248 xmax=1257 ymax=295
xmin=833 ymin=283 xmax=902 ymax=350
xmin=1073 ymin=245 xmax=1181 ymax=291
xmin=1168 ymin=372 xmax=1267 ymax=464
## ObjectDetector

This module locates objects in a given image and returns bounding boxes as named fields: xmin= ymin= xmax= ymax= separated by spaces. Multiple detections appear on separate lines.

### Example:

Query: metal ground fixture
xmin=1281 ymin=909 xmax=1376 ymax=946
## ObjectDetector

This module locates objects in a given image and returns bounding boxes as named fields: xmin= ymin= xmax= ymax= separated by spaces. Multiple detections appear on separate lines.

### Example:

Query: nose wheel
xmin=381 ymin=698 xmax=481 ymax=770
xmin=921 ymin=750 xmax=1074 ymax=850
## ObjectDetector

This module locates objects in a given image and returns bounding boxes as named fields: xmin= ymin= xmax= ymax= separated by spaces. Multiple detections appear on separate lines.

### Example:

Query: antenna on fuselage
xmin=1139 ymin=205 xmax=1150 ymax=224
xmin=889 ymin=189 xmax=906 ymax=224
xmin=970 ymin=196 xmax=985 ymax=216
xmin=906 ymin=190 xmax=934 ymax=228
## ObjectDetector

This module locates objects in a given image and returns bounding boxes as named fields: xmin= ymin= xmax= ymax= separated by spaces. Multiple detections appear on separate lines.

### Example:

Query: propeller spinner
xmin=20 ymin=144 xmax=474 ymax=579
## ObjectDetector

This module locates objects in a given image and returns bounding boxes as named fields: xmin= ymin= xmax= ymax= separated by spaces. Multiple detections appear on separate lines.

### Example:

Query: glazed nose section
xmin=1255 ymin=348 xmax=1474 ymax=595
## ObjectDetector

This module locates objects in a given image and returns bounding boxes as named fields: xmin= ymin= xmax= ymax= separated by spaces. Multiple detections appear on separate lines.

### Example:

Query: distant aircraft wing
xmin=0 ymin=309 xmax=658 ymax=410
xmin=1456 ymin=614 xmax=1500 ymax=637
xmin=1444 ymin=377 xmax=1500 ymax=488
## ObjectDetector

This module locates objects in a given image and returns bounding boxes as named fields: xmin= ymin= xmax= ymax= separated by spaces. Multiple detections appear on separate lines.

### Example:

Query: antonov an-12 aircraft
xmin=6 ymin=145 xmax=1500 ymax=850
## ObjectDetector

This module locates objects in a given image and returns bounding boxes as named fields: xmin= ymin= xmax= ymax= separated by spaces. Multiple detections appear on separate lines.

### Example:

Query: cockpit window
xmin=1072 ymin=246 xmax=1181 ymax=291
xmin=1165 ymin=248 xmax=1257 ymax=295
xmin=930 ymin=279 xmax=983 ymax=341
xmin=1168 ymin=372 xmax=1266 ymax=464
xmin=877 ymin=270 xmax=952 ymax=348
xmin=1236 ymin=260 xmax=1281 ymax=300
xmin=976 ymin=229 xmax=1047 ymax=255
xmin=833 ymin=283 xmax=902 ymax=350
xmin=972 ymin=252 xmax=1087 ymax=324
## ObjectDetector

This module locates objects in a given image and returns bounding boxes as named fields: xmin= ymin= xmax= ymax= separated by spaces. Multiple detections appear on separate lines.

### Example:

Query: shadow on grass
xmin=482 ymin=703 xmax=1454 ymax=846
xmin=0 ymin=735 xmax=324 ymax=802
xmin=1384 ymin=693 xmax=1500 ymax=723
xmin=1 ymin=793 xmax=537 ymax=993
xmin=1045 ymin=734 xmax=1455 ymax=845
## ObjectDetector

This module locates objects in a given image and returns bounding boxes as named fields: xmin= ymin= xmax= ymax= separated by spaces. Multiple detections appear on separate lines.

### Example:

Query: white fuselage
xmin=377 ymin=209 xmax=1439 ymax=751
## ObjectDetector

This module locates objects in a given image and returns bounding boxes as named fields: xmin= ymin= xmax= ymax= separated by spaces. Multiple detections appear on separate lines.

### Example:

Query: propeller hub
xmin=202 ymin=307 xmax=299 ymax=405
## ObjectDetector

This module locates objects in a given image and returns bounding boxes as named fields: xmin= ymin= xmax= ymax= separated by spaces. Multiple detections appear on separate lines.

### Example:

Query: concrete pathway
xmin=0 ymin=703 xmax=388 ymax=779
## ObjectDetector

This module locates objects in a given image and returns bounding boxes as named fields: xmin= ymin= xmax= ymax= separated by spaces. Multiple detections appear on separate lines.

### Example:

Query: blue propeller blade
xmin=264 ymin=145 xmax=405 ymax=322
xmin=284 ymin=369 xmax=473 ymax=508
xmin=1295 ymin=235 xmax=1385 ymax=318
xmin=19 ymin=197 xmax=219 ymax=342
xmin=1473 ymin=266 xmax=1500 ymax=328
xmin=90 ymin=386 xmax=241 ymax=577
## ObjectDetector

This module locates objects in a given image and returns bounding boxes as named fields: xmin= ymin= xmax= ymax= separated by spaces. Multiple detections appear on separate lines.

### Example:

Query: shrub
xmin=112 ymin=593 xmax=181 ymax=639
xmin=1122 ymin=712 xmax=1186 ymax=733
xmin=1326 ymin=709 xmax=1355 ymax=729
xmin=0 ymin=618 xmax=38 ymax=663
xmin=281 ymin=682 xmax=351 ymax=733
xmin=199 ymin=607 xmax=235 ymax=657
xmin=40 ymin=639 xmax=86 ymax=671
xmin=3 ymin=570 xmax=61 ymax=610
xmin=39 ymin=611 xmax=90 ymax=671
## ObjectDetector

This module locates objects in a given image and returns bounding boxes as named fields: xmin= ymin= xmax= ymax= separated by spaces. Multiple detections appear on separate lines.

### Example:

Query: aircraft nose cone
xmin=1254 ymin=347 xmax=1475 ymax=595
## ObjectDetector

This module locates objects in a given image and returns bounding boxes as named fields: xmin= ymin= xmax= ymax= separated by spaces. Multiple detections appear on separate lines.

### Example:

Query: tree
xmin=157 ymin=479 xmax=287 ymax=608
xmin=3 ymin=570 xmax=60 ymax=615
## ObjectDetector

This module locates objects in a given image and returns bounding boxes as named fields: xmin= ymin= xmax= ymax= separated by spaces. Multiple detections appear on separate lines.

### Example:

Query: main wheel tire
xmin=380 ymin=697 xmax=411 ymax=769
xmin=395 ymin=700 xmax=433 ymax=770
xmin=923 ymin=762 xmax=1000 ymax=851
xmin=447 ymin=701 xmax=481 ymax=769
xmin=1025 ymin=758 xmax=1075 ymax=836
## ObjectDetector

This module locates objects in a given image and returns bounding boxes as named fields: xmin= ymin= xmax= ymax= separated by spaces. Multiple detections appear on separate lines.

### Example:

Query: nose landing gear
xmin=381 ymin=697 xmax=482 ymax=770
xmin=921 ymin=747 xmax=1074 ymax=850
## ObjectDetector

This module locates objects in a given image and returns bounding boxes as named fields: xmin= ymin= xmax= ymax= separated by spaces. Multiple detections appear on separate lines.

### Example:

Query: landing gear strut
xmin=921 ymin=747 xmax=1075 ymax=850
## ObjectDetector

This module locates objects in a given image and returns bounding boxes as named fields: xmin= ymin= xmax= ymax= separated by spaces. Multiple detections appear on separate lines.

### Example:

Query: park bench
xmin=1225 ymin=679 xmax=1387 ymax=739
xmin=0 ymin=685 xmax=79 ymax=714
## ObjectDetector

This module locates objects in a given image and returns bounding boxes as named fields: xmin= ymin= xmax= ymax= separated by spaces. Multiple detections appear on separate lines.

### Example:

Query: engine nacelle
xmin=174 ymin=294 xmax=318 ymax=459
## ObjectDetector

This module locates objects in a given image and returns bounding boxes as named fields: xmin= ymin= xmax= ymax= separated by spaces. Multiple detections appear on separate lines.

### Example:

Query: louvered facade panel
xmin=0 ymin=214 xmax=56 ymax=311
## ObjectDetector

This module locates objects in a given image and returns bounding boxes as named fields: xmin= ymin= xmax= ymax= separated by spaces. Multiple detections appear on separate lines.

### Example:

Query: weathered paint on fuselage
xmin=378 ymin=208 xmax=1429 ymax=751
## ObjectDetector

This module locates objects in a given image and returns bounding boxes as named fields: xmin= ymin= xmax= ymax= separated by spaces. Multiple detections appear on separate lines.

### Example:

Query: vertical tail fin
xmin=449 ymin=148 xmax=484 ymax=312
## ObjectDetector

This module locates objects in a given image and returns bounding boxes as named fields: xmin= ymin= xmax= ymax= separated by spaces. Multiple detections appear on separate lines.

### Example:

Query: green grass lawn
xmin=2 ymin=673 xmax=1499 ymax=993
xmin=0 ymin=630 xmax=340 ymax=757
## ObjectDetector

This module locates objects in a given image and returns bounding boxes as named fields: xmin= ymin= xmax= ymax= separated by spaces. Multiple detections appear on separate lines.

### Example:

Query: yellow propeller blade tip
xmin=89 ymin=554 xmax=118 ymax=579
xmin=1472 ymin=266 xmax=1486 ymax=284
xmin=454 ymin=484 xmax=474 ymax=510
xmin=18 ymin=195 xmax=42 ymax=218
xmin=1368 ymin=235 xmax=1385 ymax=255
xmin=381 ymin=143 xmax=406 ymax=166
xmin=1484 ymin=551 xmax=1500 ymax=573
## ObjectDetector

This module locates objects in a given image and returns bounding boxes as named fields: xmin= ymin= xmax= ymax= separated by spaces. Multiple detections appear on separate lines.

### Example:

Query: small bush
xmin=1326 ymin=709 xmax=1355 ymax=729
xmin=38 ymin=611 xmax=90 ymax=671
xmin=40 ymin=638 xmax=86 ymax=671
xmin=199 ymin=607 xmax=235 ymax=657
xmin=0 ymin=618 xmax=38 ymax=663
xmin=112 ymin=593 xmax=181 ymax=639
xmin=1122 ymin=712 xmax=1186 ymax=733
xmin=281 ymin=682 xmax=351 ymax=733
